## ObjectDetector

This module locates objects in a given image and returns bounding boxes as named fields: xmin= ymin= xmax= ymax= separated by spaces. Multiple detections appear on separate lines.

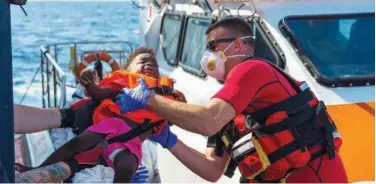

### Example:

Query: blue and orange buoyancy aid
xmin=216 ymin=61 xmax=342 ymax=183
xmin=73 ymin=70 xmax=176 ymax=165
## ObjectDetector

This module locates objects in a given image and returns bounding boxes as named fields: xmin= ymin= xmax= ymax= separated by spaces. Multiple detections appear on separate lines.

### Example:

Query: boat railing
xmin=40 ymin=46 xmax=67 ymax=109
xmin=40 ymin=41 xmax=137 ymax=109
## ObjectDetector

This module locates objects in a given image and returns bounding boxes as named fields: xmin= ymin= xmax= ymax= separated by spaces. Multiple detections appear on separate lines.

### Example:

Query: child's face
xmin=127 ymin=53 xmax=160 ymax=78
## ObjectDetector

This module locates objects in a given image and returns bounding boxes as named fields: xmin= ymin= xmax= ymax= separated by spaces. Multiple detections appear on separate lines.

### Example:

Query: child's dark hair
xmin=124 ymin=47 xmax=155 ymax=69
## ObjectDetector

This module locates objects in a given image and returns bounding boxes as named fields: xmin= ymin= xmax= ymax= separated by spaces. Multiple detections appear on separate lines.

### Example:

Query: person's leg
xmin=14 ymin=104 xmax=62 ymax=134
xmin=40 ymin=132 xmax=105 ymax=167
xmin=15 ymin=131 xmax=105 ymax=173
xmin=113 ymin=149 xmax=139 ymax=183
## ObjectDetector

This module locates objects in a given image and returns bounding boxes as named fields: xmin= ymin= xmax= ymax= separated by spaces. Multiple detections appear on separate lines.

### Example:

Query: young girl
xmin=16 ymin=47 xmax=186 ymax=183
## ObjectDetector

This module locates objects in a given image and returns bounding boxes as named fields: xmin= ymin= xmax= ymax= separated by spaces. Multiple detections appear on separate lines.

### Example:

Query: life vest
xmin=73 ymin=70 xmax=175 ymax=165
xmin=217 ymin=60 xmax=342 ymax=183
xmin=92 ymin=70 xmax=175 ymax=135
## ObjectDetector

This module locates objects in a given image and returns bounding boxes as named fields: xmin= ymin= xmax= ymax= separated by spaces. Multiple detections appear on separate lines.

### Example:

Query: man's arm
xmin=14 ymin=104 xmax=61 ymax=134
xmin=147 ymin=96 xmax=235 ymax=136
xmin=168 ymin=140 xmax=231 ymax=182
xmin=145 ymin=61 xmax=274 ymax=136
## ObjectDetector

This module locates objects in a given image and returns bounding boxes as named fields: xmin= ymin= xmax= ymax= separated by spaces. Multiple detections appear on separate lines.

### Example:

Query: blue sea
xmin=11 ymin=1 xmax=140 ymax=106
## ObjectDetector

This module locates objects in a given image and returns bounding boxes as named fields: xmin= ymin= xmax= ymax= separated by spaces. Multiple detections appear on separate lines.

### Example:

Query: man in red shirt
xmin=116 ymin=17 xmax=348 ymax=182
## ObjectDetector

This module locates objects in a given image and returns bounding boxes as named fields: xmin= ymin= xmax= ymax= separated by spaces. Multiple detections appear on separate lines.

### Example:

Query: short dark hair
xmin=205 ymin=17 xmax=253 ymax=37
xmin=124 ymin=47 xmax=155 ymax=69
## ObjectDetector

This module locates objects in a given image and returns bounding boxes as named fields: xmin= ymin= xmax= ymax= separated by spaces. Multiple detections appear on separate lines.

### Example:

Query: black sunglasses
xmin=206 ymin=37 xmax=255 ymax=51
xmin=206 ymin=38 xmax=237 ymax=51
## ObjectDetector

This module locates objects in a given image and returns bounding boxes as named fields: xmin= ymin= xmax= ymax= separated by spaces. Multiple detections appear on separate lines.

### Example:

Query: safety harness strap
xmin=248 ymin=89 xmax=314 ymax=125
xmin=106 ymin=119 xmax=164 ymax=144
xmin=255 ymin=104 xmax=315 ymax=135
xmin=267 ymin=129 xmax=323 ymax=164
xmin=264 ymin=102 xmax=337 ymax=164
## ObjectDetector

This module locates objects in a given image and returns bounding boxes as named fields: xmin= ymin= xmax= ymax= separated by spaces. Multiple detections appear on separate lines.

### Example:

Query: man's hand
xmin=131 ymin=164 xmax=149 ymax=183
xmin=149 ymin=124 xmax=177 ymax=149
xmin=115 ymin=78 xmax=154 ymax=113
xmin=80 ymin=68 xmax=97 ymax=85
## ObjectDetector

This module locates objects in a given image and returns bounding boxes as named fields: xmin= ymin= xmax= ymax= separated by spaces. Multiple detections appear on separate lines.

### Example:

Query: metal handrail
xmin=40 ymin=46 xmax=67 ymax=109
xmin=43 ymin=40 xmax=137 ymax=47
xmin=39 ymin=40 xmax=137 ymax=109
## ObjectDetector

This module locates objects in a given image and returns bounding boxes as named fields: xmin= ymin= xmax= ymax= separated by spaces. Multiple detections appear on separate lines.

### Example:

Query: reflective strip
xmin=231 ymin=141 xmax=255 ymax=159
xmin=108 ymin=58 xmax=115 ymax=65
xmin=233 ymin=132 xmax=253 ymax=147
xmin=231 ymin=132 xmax=254 ymax=159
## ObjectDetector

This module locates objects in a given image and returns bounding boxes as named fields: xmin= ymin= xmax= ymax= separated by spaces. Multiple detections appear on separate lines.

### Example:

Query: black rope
xmin=20 ymin=5 xmax=27 ymax=16
xmin=307 ymin=155 xmax=324 ymax=183
xmin=132 ymin=0 xmax=144 ymax=9
xmin=20 ymin=64 xmax=41 ymax=104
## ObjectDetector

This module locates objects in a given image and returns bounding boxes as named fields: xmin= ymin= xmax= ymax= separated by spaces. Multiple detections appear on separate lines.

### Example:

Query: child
xmin=16 ymin=47 xmax=186 ymax=183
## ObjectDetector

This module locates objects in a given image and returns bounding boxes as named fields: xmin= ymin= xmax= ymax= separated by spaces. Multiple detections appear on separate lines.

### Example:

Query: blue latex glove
xmin=115 ymin=78 xmax=154 ymax=113
xmin=131 ymin=164 xmax=149 ymax=183
xmin=149 ymin=123 xmax=177 ymax=149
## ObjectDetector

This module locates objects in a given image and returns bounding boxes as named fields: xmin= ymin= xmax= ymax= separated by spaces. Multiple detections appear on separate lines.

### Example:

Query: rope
xmin=19 ymin=64 xmax=41 ymax=104
xmin=132 ymin=0 xmax=144 ymax=9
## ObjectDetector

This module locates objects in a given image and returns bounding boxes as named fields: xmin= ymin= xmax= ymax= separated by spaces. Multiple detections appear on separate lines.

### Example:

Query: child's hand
xmin=172 ymin=90 xmax=187 ymax=103
xmin=80 ymin=68 xmax=97 ymax=85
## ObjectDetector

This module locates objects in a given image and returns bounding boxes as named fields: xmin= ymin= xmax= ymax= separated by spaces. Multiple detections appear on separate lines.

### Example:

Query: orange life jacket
xmin=93 ymin=70 xmax=175 ymax=135
xmin=74 ymin=70 xmax=175 ymax=165
xmin=218 ymin=61 xmax=342 ymax=183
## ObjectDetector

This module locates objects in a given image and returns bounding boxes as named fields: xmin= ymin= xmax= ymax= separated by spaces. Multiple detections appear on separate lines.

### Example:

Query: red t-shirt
xmin=212 ymin=59 xmax=348 ymax=182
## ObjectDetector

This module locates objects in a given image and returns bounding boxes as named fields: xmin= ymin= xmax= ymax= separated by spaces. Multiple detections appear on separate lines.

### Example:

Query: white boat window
xmin=180 ymin=16 xmax=211 ymax=76
xmin=160 ymin=13 xmax=185 ymax=65
xmin=280 ymin=13 xmax=375 ymax=87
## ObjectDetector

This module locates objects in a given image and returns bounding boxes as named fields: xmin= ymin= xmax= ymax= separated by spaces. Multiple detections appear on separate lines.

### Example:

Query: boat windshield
xmin=281 ymin=13 xmax=375 ymax=86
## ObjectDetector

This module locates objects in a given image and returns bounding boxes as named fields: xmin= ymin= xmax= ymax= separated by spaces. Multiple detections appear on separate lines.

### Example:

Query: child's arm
xmin=80 ymin=68 xmax=120 ymax=101
xmin=84 ymin=82 xmax=119 ymax=101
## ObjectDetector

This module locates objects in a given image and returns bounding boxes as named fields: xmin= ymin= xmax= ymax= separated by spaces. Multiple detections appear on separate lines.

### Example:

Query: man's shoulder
xmin=231 ymin=59 xmax=276 ymax=77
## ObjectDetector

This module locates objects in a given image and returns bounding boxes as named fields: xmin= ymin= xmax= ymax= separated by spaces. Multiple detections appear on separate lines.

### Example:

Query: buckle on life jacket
xmin=244 ymin=115 xmax=260 ymax=130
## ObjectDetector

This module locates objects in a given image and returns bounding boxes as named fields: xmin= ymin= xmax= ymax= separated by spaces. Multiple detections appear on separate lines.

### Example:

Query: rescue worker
xmin=116 ymin=17 xmax=348 ymax=183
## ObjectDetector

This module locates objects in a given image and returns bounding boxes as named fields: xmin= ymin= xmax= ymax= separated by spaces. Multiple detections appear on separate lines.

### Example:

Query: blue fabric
xmin=115 ymin=78 xmax=154 ymax=113
xmin=149 ymin=124 xmax=177 ymax=149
